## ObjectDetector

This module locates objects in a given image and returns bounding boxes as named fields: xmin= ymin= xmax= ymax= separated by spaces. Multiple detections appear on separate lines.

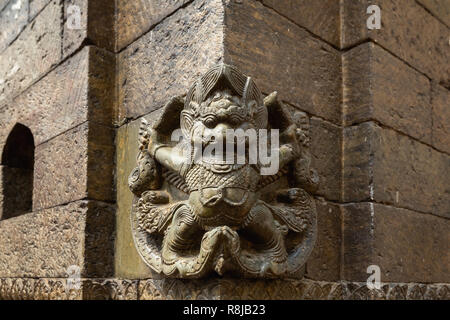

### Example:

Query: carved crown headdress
xmin=182 ymin=64 xmax=268 ymax=132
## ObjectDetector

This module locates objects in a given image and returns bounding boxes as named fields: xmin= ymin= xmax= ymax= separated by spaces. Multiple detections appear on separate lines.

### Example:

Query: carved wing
xmin=153 ymin=95 xmax=185 ymax=136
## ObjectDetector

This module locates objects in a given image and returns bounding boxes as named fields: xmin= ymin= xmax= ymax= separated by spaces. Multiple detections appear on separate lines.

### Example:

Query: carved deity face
xmin=185 ymin=89 xmax=259 ymax=159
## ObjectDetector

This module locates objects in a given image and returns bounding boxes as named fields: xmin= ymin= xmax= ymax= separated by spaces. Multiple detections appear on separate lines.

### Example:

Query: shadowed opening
xmin=1 ymin=123 xmax=35 ymax=220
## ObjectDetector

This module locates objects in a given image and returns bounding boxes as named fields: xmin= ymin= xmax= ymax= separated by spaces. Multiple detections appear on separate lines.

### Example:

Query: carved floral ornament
xmin=128 ymin=64 xmax=319 ymax=278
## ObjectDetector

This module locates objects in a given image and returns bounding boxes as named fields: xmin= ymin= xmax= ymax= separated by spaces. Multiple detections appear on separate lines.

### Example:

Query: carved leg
xmin=161 ymin=205 xmax=242 ymax=278
xmin=161 ymin=205 xmax=200 ymax=266
xmin=239 ymin=203 xmax=288 ymax=276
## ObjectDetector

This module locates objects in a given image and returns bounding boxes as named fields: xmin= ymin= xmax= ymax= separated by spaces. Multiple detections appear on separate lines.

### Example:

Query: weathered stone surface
xmin=343 ymin=122 xmax=450 ymax=217
xmin=29 ymin=0 xmax=51 ymax=20
xmin=342 ymin=0 xmax=449 ymax=87
xmin=345 ymin=282 xmax=450 ymax=300
xmin=82 ymin=279 xmax=138 ymax=300
xmin=306 ymin=199 xmax=341 ymax=281
xmin=138 ymin=278 xmax=345 ymax=300
xmin=309 ymin=117 xmax=342 ymax=201
xmin=343 ymin=202 xmax=450 ymax=283
xmin=33 ymin=124 xmax=87 ymax=209
xmin=0 ymin=0 xmax=28 ymax=53
xmin=285 ymin=104 xmax=342 ymax=201
xmin=0 ymin=278 xmax=137 ymax=300
xmin=343 ymin=43 xmax=432 ymax=144
xmin=342 ymin=122 xmax=374 ymax=202
xmin=63 ymin=0 xmax=115 ymax=57
xmin=417 ymin=0 xmax=450 ymax=27
xmin=87 ymin=123 xmax=115 ymax=203
xmin=116 ymin=0 xmax=189 ymax=51
xmin=0 ymin=47 xmax=88 ymax=147
xmin=118 ymin=0 xmax=341 ymax=123
xmin=0 ymin=278 xmax=82 ymax=300
xmin=224 ymin=0 xmax=342 ymax=124
xmin=33 ymin=122 xmax=114 ymax=211
xmin=262 ymin=0 xmax=340 ymax=47
xmin=0 ymin=277 xmax=448 ymax=300
xmin=138 ymin=278 xmax=450 ymax=300
xmin=0 ymin=200 xmax=115 ymax=278
xmin=83 ymin=198 xmax=116 ymax=278
xmin=0 ymin=0 xmax=61 ymax=105
xmin=0 ymin=46 xmax=114 ymax=151
xmin=87 ymin=46 xmax=115 ymax=125
xmin=372 ymin=125 xmax=450 ymax=217
xmin=432 ymin=83 xmax=450 ymax=154
xmin=118 ymin=0 xmax=224 ymax=122
xmin=86 ymin=0 xmax=115 ymax=51
xmin=115 ymin=111 xmax=163 ymax=279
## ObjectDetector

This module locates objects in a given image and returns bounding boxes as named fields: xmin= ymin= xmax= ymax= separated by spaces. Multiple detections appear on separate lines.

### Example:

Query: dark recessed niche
xmin=1 ymin=123 xmax=35 ymax=220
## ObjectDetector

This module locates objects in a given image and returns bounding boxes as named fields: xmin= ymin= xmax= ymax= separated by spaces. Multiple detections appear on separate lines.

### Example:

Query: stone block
xmin=29 ymin=0 xmax=51 ymax=20
xmin=224 ymin=0 xmax=342 ymax=124
xmin=343 ymin=42 xmax=432 ymax=144
xmin=33 ymin=124 xmax=88 ymax=210
xmin=0 ymin=47 xmax=89 ymax=147
xmin=309 ymin=117 xmax=342 ymax=201
xmin=117 ymin=0 xmax=224 ymax=121
xmin=341 ymin=0 xmax=449 ymax=87
xmin=372 ymin=125 xmax=449 ymax=217
xmin=0 ymin=200 xmax=115 ymax=278
xmin=431 ymin=83 xmax=450 ymax=153
xmin=116 ymin=0 xmax=189 ymax=51
xmin=0 ymin=0 xmax=28 ymax=53
xmin=342 ymin=122 xmax=374 ymax=202
xmin=342 ymin=202 xmax=450 ymax=283
xmin=0 ymin=46 xmax=114 ymax=150
xmin=118 ymin=0 xmax=341 ymax=124
xmin=63 ymin=0 xmax=115 ymax=57
xmin=87 ymin=122 xmax=115 ymax=203
xmin=306 ymin=199 xmax=342 ymax=281
xmin=343 ymin=122 xmax=450 ymax=217
xmin=417 ymin=0 xmax=450 ymax=27
xmin=33 ymin=122 xmax=114 ymax=211
xmin=262 ymin=0 xmax=340 ymax=47
xmin=0 ymin=0 xmax=62 ymax=104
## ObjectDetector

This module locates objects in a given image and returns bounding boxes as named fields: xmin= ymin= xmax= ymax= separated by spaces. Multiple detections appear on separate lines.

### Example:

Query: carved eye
xmin=203 ymin=115 xmax=217 ymax=128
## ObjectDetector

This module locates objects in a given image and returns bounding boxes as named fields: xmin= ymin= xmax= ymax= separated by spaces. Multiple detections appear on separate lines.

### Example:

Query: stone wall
xmin=0 ymin=0 xmax=448 ymax=299
xmin=0 ymin=0 xmax=116 ymax=284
